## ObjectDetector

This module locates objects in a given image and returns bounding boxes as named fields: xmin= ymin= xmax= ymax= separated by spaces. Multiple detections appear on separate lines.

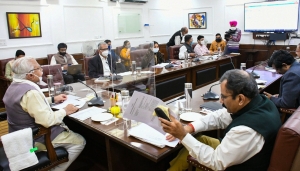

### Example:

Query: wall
xmin=0 ymin=0 xmax=299 ymax=59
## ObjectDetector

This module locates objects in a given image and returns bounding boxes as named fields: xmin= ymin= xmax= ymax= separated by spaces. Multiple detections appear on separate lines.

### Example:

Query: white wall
xmin=0 ymin=0 xmax=298 ymax=59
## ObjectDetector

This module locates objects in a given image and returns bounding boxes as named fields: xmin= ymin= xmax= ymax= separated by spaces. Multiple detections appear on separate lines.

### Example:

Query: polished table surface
xmin=63 ymin=66 xmax=282 ymax=171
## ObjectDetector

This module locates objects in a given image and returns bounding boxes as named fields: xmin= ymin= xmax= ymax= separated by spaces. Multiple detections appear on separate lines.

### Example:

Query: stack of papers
xmin=118 ymin=71 xmax=132 ymax=76
xmin=52 ymin=95 xmax=86 ymax=109
xmin=129 ymin=123 xmax=179 ymax=148
xmin=69 ymin=107 xmax=106 ymax=120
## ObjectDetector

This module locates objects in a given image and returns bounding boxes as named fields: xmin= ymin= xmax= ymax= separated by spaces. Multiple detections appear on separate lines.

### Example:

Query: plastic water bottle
xmin=47 ymin=75 xmax=54 ymax=97
xmin=217 ymin=47 xmax=221 ymax=56
xmin=131 ymin=61 xmax=136 ymax=75
xmin=184 ymin=83 xmax=192 ymax=112
xmin=184 ymin=52 xmax=188 ymax=64
xmin=121 ymin=90 xmax=131 ymax=129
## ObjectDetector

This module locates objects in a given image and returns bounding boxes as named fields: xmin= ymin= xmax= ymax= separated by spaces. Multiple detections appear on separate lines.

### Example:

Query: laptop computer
xmin=67 ymin=64 xmax=82 ymax=75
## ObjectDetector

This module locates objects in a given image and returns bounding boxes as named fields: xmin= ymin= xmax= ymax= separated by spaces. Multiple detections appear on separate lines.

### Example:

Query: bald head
xmin=220 ymin=69 xmax=258 ymax=99
xmin=181 ymin=27 xmax=188 ymax=35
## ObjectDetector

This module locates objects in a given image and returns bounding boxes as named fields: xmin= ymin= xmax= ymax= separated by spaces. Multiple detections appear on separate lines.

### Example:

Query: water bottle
xmin=47 ymin=75 xmax=54 ymax=97
xmin=121 ymin=90 xmax=131 ymax=129
xmin=131 ymin=61 xmax=136 ymax=75
xmin=184 ymin=83 xmax=192 ymax=112
xmin=217 ymin=47 xmax=221 ymax=56
xmin=184 ymin=52 xmax=188 ymax=64
xmin=286 ymin=46 xmax=290 ymax=52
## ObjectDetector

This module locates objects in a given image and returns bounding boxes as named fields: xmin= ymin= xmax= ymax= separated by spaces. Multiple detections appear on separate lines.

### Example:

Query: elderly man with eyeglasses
xmin=3 ymin=57 xmax=85 ymax=171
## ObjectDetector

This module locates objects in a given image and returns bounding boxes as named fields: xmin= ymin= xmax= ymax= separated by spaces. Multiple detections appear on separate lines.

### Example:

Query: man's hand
xmin=189 ymin=53 xmax=196 ymax=57
xmin=263 ymin=91 xmax=273 ymax=99
xmin=64 ymin=104 xmax=79 ymax=115
xmin=54 ymin=94 xmax=67 ymax=104
xmin=159 ymin=115 xmax=187 ymax=141
xmin=63 ymin=65 xmax=68 ymax=70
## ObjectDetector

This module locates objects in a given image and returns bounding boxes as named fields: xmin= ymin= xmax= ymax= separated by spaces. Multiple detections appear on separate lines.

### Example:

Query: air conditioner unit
xmin=110 ymin=0 xmax=148 ymax=4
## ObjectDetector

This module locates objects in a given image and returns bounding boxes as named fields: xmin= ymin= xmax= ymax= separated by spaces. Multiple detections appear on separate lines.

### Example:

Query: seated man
xmin=264 ymin=50 xmax=300 ymax=108
xmin=178 ymin=35 xmax=195 ymax=59
xmin=194 ymin=35 xmax=210 ymax=56
xmin=160 ymin=69 xmax=281 ymax=171
xmin=50 ymin=43 xmax=85 ymax=84
xmin=3 ymin=57 xmax=85 ymax=171
xmin=88 ymin=42 xmax=116 ymax=78
xmin=209 ymin=33 xmax=226 ymax=53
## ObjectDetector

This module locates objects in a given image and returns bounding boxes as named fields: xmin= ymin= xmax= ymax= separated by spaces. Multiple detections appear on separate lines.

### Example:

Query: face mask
xmin=153 ymin=48 xmax=159 ymax=53
xmin=32 ymin=73 xmax=47 ymax=86
xmin=230 ymin=27 xmax=236 ymax=30
xmin=126 ymin=45 xmax=131 ymax=49
xmin=59 ymin=52 xmax=66 ymax=56
xmin=101 ymin=50 xmax=109 ymax=57
xmin=190 ymin=41 xmax=193 ymax=46
xmin=216 ymin=38 xmax=222 ymax=42
xmin=200 ymin=40 xmax=205 ymax=45
xmin=108 ymin=45 xmax=112 ymax=51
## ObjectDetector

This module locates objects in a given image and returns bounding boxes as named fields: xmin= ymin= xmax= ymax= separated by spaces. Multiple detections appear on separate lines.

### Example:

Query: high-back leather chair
xmin=40 ymin=64 xmax=64 ymax=88
xmin=130 ymin=49 xmax=148 ymax=67
xmin=0 ymin=112 xmax=69 ymax=171
xmin=187 ymin=107 xmax=300 ymax=171
xmin=115 ymin=46 xmax=124 ymax=57
xmin=47 ymin=54 xmax=56 ymax=65
xmin=139 ymin=43 xmax=151 ymax=49
xmin=84 ymin=56 xmax=94 ymax=80
xmin=0 ymin=58 xmax=14 ymax=107
xmin=169 ymin=45 xmax=182 ymax=59
xmin=0 ymin=58 xmax=14 ymax=80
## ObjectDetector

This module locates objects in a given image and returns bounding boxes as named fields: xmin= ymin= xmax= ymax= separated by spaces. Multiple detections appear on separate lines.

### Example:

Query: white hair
xmin=12 ymin=57 xmax=35 ymax=79
xmin=98 ymin=42 xmax=107 ymax=49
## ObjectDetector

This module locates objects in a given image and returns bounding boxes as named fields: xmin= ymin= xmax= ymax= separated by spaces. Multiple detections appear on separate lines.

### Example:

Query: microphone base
xmin=203 ymin=91 xmax=220 ymax=100
xmin=88 ymin=97 xmax=104 ymax=106
xmin=251 ymin=72 xmax=260 ymax=78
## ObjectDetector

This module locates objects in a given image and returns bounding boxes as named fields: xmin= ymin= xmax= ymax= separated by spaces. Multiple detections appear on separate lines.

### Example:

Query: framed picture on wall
xmin=6 ymin=12 xmax=42 ymax=39
xmin=188 ymin=12 xmax=206 ymax=29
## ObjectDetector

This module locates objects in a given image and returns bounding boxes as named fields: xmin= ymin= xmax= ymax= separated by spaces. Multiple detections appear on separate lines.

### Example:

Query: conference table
xmin=86 ymin=54 xmax=240 ymax=102
xmin=63 ymin=63 xmax=282 ymax=171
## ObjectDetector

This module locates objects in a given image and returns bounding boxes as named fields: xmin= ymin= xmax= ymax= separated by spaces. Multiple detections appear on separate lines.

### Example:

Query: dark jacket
xmin=167 ymin=30 xmax=182 ymax=47
xmin=155 ymin=51 xmax=165 ymax=64
xmin=88 ymin=54 xmax=116 ymax=78
xmin=270 ymin=61 xmax=300 ymax=108
xmin=224 ymin=95 xmax=281 ymax=171
xmin=141 ymin=49 xmax=155 ymax=69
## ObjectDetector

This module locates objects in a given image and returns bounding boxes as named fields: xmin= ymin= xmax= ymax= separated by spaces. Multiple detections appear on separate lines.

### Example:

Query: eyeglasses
xmin=29 ymin=66 xmax=43 ymax=73
xmin=220 ymin=94 xmax=232 ymax=100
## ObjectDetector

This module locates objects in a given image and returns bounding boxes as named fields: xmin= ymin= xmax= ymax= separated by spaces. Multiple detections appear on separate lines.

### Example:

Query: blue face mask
xmin=190 ymin=41 xmax=193 ymax=47
xmin=108 ymin=45 xmax=111 ymax=51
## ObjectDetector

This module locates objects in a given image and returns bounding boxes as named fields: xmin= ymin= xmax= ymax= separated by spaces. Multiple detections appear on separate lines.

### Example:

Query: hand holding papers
xmin=123 ymin=91 xmax=179 ymax=147
xmin=52 ymin=95 xmax=86 ymax=110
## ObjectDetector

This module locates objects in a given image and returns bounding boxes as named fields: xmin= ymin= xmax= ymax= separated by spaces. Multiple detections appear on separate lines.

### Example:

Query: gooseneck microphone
xmin=203 ymin=83 xmax=220 ymax=100
xmin=77 ymin=79 xmax=104 ymax=106
xmin=250 ymin=65 xmax=260 ymax=78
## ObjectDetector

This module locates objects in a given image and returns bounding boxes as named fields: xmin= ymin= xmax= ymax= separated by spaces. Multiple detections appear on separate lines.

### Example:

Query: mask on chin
xmin=32 ymin=73 xmax=47 ymax=86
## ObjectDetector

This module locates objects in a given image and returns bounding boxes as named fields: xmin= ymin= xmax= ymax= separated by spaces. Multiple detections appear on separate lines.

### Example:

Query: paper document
xmin=152 ymin=63 xmax=170 ymax=68
xmin=118 ymin=71 xmax=132 ymax=76
xmin=69 ymin=107 xmax=106 ymax=120
xmin=256 ymin=79 xmax=267 ymax=84
xmin=123 ymin=91 xmax=174 ymax=134
xmin=129 ymin=123 xmax=179 ymax=148
xmin=52 ymin=95 xmax=85 ymax=109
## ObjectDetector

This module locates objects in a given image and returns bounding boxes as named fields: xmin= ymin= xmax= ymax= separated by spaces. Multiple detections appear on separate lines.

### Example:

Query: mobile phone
xmin=155 ymin=107 xmax=171 ymax=122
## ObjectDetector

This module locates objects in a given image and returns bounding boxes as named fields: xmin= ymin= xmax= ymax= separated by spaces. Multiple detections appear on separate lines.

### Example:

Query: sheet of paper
xmin=52 ymin=95 xmax=84 ymax=110
xmin=129 ymin=123 xmax=179 ymax=148
xmin=152 ymin=63 xmax=170 ymax=67
xmin=69 ymin=107 xmax=107 ymax=120
xmin=118 ymin=71 xmax=132 ymax=76
xmin=123 ymin=91 xmax=169 ymax=134
xmin=256 ymin=79 xmax=267 ymax=84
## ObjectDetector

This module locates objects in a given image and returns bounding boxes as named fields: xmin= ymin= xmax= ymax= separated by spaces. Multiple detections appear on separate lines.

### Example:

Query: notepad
xmin=128 ymin=123 xmax=179 ymax=148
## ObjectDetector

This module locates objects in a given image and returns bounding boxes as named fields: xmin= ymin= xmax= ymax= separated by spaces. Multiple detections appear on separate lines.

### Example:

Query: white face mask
xmin=101 ymin=50 xmax=109 ymax=57
xmin=200 ymin=40 xmax=205 ymax=45
xmin=32 ymin=73 xmax=47 ymax=86
xmin=230 ymin=27 xmax=236 ymax=30
xmin=153 ymin=48 xmax=159 ymax=53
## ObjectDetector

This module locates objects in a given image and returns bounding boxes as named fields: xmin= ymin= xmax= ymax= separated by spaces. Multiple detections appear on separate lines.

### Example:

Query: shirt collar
xmin=99 ymin=54 xmax=107 ymax=61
